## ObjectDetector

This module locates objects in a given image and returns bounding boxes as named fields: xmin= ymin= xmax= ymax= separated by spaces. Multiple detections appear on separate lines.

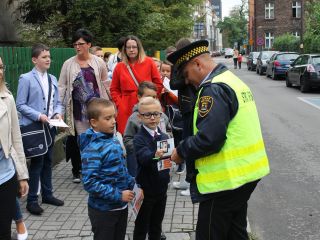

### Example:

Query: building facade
xmin=252 ymin=0 xmax=305 ymax=51
xmin=193 ymin=0 xmax=222 ymax=51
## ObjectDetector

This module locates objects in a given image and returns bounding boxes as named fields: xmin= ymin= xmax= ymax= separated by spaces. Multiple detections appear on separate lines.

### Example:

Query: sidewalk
xmin=15 ymin=160 xmax=197 ymax=240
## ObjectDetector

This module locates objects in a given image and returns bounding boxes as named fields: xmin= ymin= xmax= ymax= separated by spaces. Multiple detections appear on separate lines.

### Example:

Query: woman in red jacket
xmin=110 ymin=35 xmax=163 ymax=134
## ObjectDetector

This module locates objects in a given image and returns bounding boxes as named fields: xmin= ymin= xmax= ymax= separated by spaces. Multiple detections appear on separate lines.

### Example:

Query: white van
xmin=225 ymin=48 xmax=234 ymax=58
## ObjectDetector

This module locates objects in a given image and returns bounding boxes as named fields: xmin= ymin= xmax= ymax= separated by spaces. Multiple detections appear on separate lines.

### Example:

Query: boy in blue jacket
xmin=133 ymin=97 xmax=170 ymax=240
xmin=80 ymin=98 xmax=138 ymax=240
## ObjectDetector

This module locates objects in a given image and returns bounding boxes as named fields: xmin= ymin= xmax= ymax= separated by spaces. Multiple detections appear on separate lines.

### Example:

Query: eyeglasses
xmin=126 ymin=46 xmax=138 ymax=50
xmin=139 ymin=112 xmax=162 ymax=119
xmin=73 ymin=42 xmax=87 ymax=47
xmin=0 ymin=65 xmax=6 ymax=71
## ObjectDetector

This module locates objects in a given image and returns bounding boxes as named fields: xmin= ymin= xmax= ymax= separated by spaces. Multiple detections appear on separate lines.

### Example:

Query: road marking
xmin=298 ymin=97 xmax=320 ymax=110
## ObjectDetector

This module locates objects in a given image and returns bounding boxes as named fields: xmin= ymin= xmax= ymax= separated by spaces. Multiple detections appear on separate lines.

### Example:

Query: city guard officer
xmin=168 ymin=39 xmax=270 ymax=240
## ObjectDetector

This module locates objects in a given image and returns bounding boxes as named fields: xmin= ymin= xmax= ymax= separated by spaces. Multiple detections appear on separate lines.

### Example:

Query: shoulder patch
xmin=198 ymin=96 xmax=214 ymax=117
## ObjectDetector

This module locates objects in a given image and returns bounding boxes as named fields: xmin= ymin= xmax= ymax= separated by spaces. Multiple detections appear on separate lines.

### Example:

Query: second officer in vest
xmin=168 ymin=40 xmax=270 ymax=240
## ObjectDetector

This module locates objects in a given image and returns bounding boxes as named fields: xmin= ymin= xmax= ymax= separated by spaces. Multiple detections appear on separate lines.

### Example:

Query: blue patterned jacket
xmin=80 ymin=128 xmax=135 ymax=211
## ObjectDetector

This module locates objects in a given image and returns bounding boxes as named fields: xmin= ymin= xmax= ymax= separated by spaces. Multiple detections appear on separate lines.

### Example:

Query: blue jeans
xmin=14 ymin=198 xmax=22 ymax=222
xmin=27 ymin=128 xmax=56 ymax=204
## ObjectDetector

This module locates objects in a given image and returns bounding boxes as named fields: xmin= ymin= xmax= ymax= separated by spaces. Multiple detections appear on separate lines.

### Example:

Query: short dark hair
xmin=117 ymin=36 xmax=126 ymax=51
xmin=31 ymin=43 xmax=50 ymax=58
xmin=86 ymin=98 xmax=114 ymax=122
xmin=104 ymin=52 xmax=112 ymax=59
xmin=72 ymin=29 xmax=93 ymax=44
xmin=138 ymin=81 xmax=157 ymax=97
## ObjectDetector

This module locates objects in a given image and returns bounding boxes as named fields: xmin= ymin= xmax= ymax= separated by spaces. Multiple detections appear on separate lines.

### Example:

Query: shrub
xmin=272 ymin=33 xmax=300 ymax=52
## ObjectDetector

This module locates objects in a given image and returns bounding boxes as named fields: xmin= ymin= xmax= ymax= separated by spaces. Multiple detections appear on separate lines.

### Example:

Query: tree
xmin=10 ymin=0 xmax=201 ymax=50
xmin=303 ymin=0 xmax=320 ymax=53
xmin=217 ymin=0 xmax=248 ymax=49
xmin=272 ymin=33 xmax=300 ymax=52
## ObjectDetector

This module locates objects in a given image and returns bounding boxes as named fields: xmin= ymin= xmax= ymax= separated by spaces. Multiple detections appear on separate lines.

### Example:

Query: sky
xmin=222 ymin=0 xmax=243 ymax=18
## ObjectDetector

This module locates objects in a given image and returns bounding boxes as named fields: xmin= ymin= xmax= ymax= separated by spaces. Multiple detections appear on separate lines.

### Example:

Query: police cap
xmin=167 ymin=40 xmax=209 ymax=70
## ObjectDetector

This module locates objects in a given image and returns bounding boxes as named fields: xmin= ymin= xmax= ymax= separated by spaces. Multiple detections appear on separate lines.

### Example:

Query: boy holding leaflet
xmin=80 ymin=98 xmax=139 ymax=240
xmin=133 ymin=97 xmax=171 ymax=240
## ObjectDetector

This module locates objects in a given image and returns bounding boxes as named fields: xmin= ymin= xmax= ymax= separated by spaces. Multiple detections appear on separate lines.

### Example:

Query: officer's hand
xmin=171 ymin=148 xmax=182 ymax=164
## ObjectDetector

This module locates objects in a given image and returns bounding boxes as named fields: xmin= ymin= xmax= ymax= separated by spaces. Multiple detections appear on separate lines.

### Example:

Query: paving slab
xmin=13 ymin=160 xmax=197 ymax=239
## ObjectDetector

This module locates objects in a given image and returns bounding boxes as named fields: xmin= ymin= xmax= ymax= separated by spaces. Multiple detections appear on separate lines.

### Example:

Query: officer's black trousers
xmin=196 ymin=180 xmax=258 ymax=240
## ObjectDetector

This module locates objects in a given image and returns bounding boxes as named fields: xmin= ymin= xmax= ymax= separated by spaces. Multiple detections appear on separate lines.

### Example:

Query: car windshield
xmin=312 ymin=56 xmax=320 ymax=65
xmin=262 ymin=52 xmax=276 ymax=59
xmin=277 ymin=54 xmax=299 ymax=61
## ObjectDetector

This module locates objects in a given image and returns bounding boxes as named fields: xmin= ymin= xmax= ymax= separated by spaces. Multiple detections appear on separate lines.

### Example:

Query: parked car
xmin=286 ymin=54 xmax=320 ymax=92
xmin=225 ymin=48 xmax=234 ymax=58
xmin=265 ymin=52 xmax=299 ymax=79
xmin=247 ymin=51 xmax=260 ymax=71
xmin=256 ymin=51 xmax=278 ymax=75
xmin=211 ymin=51 xmax=221 ymax=57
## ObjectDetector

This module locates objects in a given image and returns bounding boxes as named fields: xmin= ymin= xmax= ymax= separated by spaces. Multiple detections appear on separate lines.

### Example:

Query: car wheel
xmin=285 ymin=75 xmax=292 ymax=87
xmin=300 ymin=77 xmax=310 ymax=93
xmin=271 ymin=70 xmax=277 ymax=80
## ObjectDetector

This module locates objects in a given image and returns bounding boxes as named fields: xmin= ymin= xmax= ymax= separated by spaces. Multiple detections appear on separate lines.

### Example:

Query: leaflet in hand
xmin=157 ymin=138 xmax=174 ymax=158
xmin=48 ymin=119 xmax=69 ymax=128
xmin=157 ymin=158 xmax=172 ymax=171
xmin=129 ymin=184 xmax=144 ymax=221
xmin=163 ymin=77 xmax=178 ymax=98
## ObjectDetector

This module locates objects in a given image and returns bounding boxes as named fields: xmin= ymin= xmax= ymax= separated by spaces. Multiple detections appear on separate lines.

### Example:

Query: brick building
xmin=251 ymin=0 xmax=306 ymax=51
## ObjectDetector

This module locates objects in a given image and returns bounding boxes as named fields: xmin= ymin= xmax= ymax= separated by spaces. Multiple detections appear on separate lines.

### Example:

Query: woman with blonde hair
xmin=0 ymin=56 xmax=29 ymax=239
xmin=110 ymin=35 xmax=163 ymax=134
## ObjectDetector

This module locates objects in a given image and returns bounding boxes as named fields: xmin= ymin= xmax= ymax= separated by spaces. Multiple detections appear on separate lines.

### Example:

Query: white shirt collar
xmin=199 ymin=71 xmax=212 ymax=88
xmin=143 ymin=125 xmax=159 ymax=137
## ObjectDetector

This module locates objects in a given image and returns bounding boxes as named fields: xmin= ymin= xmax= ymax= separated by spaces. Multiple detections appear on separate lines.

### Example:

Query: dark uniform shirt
xmin=176 ymin=64 xmax=240 ymax=203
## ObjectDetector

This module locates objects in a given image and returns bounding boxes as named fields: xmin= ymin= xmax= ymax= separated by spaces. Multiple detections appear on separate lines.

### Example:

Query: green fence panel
xmin=160 ymin=50 xmax=166 ymax=61
xmin=0 ymin=47 xmax=75 ymax=98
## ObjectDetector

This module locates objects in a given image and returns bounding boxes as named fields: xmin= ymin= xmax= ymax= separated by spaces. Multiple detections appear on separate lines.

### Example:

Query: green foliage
xmin=217 ymin=0 xmax=247 ymax=48
xmin=272 ymin=33 xmax=300 ymax=52
xmin=303 ymin=1 xmax=320 ymax=53
xmin=12 ymin=0 xmax=201 ymax=50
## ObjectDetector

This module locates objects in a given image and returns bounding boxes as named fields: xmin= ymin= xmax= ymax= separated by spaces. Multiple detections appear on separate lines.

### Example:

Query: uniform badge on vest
xmin=198 ymin=96 xmax=213 ymax=117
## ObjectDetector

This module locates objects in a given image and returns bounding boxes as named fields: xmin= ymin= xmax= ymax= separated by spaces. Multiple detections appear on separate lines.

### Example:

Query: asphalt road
xmin=214 ymin=56 xmax=320 ymax=240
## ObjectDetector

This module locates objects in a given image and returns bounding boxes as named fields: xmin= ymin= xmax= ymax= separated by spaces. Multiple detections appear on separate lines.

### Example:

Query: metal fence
xmin=0 ymin=47 xmax=75 ymax=97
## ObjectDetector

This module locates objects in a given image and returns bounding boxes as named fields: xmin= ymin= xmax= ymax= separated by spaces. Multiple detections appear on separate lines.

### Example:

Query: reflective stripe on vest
xmin=193 ymin=70 xmax=270 ymax=194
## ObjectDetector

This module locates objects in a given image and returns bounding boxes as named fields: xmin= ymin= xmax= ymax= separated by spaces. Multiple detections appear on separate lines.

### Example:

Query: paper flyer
xmin=157 ymin=138 xmax=174 ymax=158
xmin=48 ymin=119 xmax=69 ymax=128
xmin=157 ymin=158 xmax=172 ymax=171
xmin=163 ymin=77 xmax=178 ymax=98
xmin=129 ymin=184 xmax=144 ymax=221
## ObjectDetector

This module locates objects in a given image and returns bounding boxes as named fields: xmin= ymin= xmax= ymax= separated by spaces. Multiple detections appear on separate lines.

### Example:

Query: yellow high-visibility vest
xmin=193 ymin=70 xmax=270 ymax=194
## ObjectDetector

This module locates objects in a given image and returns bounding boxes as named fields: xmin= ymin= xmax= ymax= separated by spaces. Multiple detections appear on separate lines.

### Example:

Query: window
xmin=265 ymin=32 xmax=274 ymax=49
xmin=292 ymin=1 xmax=301 ymax=18
xmin=301 ymin=55 xmax=309 ymax=65
xmin=265 ymin=3 xmax=274 ymax=19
